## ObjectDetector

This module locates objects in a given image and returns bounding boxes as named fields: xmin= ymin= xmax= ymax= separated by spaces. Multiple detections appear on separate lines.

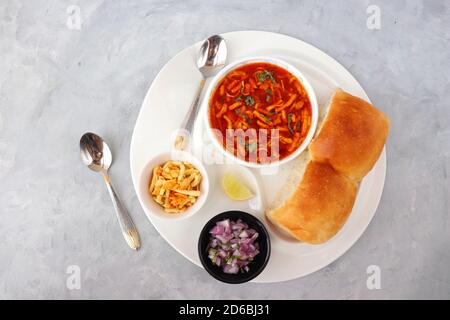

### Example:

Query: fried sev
xmin=149 ymin=161 xmax=202 ymax=213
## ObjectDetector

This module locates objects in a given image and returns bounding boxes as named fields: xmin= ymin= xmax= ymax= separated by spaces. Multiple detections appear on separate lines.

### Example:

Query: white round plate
xmin=130 ymin=31 xmax=386 ymax=283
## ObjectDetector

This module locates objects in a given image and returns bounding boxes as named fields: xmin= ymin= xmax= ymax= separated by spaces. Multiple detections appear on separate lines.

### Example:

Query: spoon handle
xmin=175 ymin=78 xmax=206 ymax=149
xmin=102 ymin=174 xmax=141 ymax=250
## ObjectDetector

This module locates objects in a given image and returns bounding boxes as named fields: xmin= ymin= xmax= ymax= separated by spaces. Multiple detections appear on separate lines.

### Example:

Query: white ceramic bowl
xmin=203 ymin=56 xmax=318 ymax=168
xmin=137 ymin=150 xmax=209 ymax=220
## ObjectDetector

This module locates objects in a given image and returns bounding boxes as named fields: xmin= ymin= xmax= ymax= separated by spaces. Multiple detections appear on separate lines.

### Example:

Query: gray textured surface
xmin=0 ymin=0 xmax=449 ymax=299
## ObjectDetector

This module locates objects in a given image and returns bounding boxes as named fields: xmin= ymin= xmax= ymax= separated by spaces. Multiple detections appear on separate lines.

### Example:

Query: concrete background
xmin=0 ymin=0 xmax=449 ymax=299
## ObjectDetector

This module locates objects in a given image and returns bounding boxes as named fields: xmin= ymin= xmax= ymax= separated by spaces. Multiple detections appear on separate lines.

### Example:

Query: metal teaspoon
xmin=174 ymin=34 xmax=227 ymax=150
xmin=80 ymin=132 xmax=140 ymax=250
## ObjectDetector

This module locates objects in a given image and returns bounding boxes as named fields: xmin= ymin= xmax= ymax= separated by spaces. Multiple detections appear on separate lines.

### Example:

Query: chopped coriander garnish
xmin=235 ymin=108 xmax=251 ymax=122
xmin=245 ymin=95 xmax=255 ymax=106
xmin=265 ymin=88 xmax=273 ymax=94
xmin=265 ymin=95 xmax=271 ymax=102
xmin=261 ymin=114 xmax=272 ymax=122
xmin=287 ymin=113 xmax=294 ymax=135
xmin=256 ymin=70 xmax=276 ymax=83
xmin=235 ymin=95 xmax=243 ymax=102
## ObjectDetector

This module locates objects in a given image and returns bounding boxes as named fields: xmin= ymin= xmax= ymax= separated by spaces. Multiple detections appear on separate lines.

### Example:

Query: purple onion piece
xmin=207 ymin=218 xmax=260 ymax=274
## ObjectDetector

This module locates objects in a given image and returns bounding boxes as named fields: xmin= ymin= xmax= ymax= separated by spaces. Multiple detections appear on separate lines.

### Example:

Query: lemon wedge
xmin=221 ymin=172 xmax=254 ymax=201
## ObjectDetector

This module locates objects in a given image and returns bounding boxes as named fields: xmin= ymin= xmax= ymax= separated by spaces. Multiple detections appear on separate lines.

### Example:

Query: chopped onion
xmin=207 ymin=218 xmax=260 ymax=274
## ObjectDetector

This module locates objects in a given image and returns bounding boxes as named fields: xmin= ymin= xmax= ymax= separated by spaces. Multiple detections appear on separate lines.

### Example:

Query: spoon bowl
xmin=80 ymin=132 xmax=112 ymax=172
xmin=197 ymin=35 xmax=228 ymax=78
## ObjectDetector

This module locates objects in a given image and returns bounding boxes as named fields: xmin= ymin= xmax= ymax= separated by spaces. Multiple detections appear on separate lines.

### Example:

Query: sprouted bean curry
xmin=209 ymin=62 xmax=312 ymax=164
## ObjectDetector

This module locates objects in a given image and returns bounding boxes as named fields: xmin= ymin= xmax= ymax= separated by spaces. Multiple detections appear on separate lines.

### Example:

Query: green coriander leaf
xmin=287 ymin=113 xmax=294 ymax=135
xmin=261 ymin=114 xmax=272 ymax=122
xmin=245 ymin=95 xmax=255 ymax=106
xmin=256 ymin=70 xmax=276 ymax=83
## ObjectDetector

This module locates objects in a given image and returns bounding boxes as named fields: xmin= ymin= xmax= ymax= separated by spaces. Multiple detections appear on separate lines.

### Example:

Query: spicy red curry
xmin=209 ymin=62 xmax=312 ymax=164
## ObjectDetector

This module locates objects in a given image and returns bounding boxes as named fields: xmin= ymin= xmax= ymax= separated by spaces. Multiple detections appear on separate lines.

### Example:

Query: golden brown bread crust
xmin=267 ymin=161 xmax=358 ymax=244
xmin=309 ymin=89 xmax=390 ymax=181
xmin=267 ymin=89 xmax=390 ymax=243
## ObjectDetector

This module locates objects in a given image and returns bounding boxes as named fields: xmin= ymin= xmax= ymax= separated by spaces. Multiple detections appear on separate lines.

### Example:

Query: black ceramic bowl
xmin=198 ymin=210 xmax=271 ymax=284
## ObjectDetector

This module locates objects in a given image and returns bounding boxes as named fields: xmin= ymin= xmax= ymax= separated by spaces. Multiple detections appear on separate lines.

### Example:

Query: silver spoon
xmin=80 ymin=132 xmax=140 ymax=250
xmin=175 ymin=34 xmax=227 ymax=150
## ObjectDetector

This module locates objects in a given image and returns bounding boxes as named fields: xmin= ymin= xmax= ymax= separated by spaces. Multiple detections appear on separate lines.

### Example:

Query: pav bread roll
xmin=267 ymin=161 xmax=358 ymax=244
xmin=309 ymin=89 xmax=390 ymax=181
xmin=267 ymin=89 xmax=389 ymax=244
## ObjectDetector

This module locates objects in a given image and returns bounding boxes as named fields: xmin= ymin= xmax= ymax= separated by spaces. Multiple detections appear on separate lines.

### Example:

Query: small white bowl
xmin=137 ymin=150 xmax=209 ymax=220
xmin=203 ymin=56 xmax=319 ymax=169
